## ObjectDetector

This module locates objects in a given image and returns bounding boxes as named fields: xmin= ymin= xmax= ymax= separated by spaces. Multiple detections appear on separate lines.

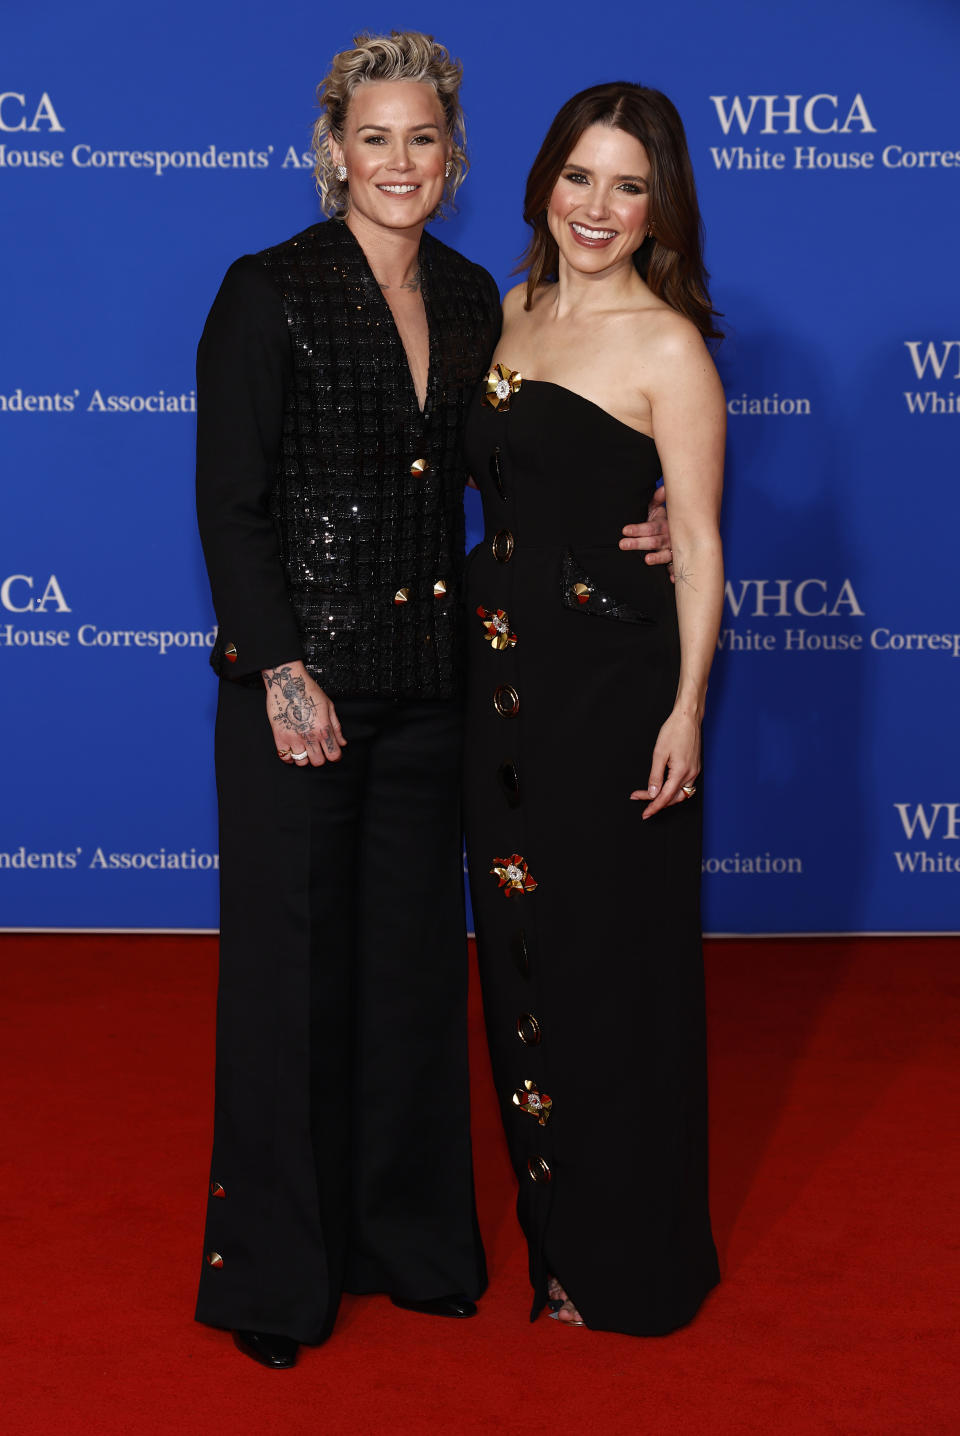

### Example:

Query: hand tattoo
xmin=264 ymin=666 xmax=318 ymax=735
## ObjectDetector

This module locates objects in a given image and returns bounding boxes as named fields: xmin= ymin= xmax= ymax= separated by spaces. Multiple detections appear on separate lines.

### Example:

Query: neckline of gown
xmin=515 ymin=377 xmax=658 ymax=447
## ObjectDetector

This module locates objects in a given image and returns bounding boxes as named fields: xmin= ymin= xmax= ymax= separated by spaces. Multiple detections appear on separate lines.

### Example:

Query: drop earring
xmin=336 ymin=164 xmax=347 ymax=181
xmin=445 ymin=161 xmax=452 ymax=178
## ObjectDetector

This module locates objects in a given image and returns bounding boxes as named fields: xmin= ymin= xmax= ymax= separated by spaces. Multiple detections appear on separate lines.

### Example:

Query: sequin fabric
xmin=559 ymin=548 xmax=654 ymax=625
xmin=258 ymin=221 xmax=501 ymax=698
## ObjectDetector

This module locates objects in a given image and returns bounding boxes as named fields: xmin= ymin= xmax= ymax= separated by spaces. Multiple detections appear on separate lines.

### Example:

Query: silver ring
xmin=291 ymin=750 xmax=308 ymax=761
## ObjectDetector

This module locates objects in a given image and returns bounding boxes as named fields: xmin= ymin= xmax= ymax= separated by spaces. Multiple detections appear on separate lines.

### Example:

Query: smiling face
xmin=330 ymin=79 xmax=451 ymax=235
xmin=547 ymin=122 xmax=652 ymax=277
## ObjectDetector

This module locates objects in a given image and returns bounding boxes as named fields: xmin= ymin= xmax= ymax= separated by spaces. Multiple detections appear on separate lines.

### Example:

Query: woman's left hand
xmin=630 ymin=709 xmax=701 ymax=817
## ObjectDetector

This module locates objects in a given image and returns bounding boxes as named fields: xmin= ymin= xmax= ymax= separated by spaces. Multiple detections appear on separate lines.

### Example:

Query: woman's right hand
xmin=262 ymin=660 xmax=347 ymax=766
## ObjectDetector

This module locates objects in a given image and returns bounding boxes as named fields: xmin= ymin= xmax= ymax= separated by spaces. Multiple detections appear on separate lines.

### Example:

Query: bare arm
xmin=630 ymin=321 xmax=725 ymax=815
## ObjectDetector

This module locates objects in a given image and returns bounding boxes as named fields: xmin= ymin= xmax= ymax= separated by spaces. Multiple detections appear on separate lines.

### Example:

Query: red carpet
xmin=1 ymin=934 xmax=956 ymax=1434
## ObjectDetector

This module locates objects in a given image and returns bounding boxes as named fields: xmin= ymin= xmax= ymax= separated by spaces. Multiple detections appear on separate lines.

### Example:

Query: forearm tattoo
xmin=673 ymin=560 xmax=695 ymax=590
xmin=263 ymin=666 xmax=318 ymax=735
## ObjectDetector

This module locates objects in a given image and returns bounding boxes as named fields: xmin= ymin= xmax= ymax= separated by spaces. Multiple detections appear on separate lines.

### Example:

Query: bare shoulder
xmin=501 ymin=280 xmax=528 ymax=320
xmin=499 ymin=280 xmax=547 ymax=354
xmin=633 ymin=308 xmax=719 ymax=398
xmin=640 ymin=306 xmax=710 ymax=364
xmin=505 ymin=280 xmax=561 ymax=323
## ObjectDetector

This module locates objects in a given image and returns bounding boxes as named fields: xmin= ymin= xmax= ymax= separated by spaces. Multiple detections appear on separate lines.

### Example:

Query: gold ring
xmin=277 ymin=748 xmax=290 ymax=758
xmin=681 ymin=783 xmax=697 ymax=796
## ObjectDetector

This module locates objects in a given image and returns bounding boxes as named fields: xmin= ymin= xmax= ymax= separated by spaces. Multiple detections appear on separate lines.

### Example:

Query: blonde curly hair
xmin=312 ymin=30 xmax=468 ymax=219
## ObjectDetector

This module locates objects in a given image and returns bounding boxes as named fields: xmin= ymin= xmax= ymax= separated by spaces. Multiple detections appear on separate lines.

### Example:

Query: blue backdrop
xmin=2 ymin=0 xmax=958 ymax=932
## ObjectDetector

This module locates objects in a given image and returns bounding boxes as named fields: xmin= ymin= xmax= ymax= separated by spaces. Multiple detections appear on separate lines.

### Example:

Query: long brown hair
xmin=519 ymin=82 xmax=722 ymax=340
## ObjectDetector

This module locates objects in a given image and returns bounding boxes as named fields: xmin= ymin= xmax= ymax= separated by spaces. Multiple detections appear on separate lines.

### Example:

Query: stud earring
xmin=445 ymin=161 xmax=452 ymax=178
xmin=336 ymin=164 xmax=347 ymax=181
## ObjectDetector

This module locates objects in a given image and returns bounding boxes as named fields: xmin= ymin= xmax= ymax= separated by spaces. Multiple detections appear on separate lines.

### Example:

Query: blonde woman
xmin=194 ymin=32 xmax=500 ymax=1368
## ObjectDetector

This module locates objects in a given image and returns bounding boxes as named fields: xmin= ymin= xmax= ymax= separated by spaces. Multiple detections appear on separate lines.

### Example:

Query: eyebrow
xmin=356 ymin=123 xmax=442 ymax=133
xmin=563 ymin=163 xmax=648 ymax=182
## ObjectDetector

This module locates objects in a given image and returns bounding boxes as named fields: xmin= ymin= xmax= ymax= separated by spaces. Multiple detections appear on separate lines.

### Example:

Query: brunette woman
xmin=463 ymin=82 xmax=725 ymax=1336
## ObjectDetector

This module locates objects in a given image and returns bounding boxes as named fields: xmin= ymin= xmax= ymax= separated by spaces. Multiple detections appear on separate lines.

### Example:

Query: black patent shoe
xmin=232 ymin=1329 xmax=299 ymax=1368
xmin=390 ymin=1293 xmax=478 ymax=1318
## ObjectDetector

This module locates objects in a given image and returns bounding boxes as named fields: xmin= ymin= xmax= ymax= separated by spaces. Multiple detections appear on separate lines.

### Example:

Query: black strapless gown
xmin=463 ymin=372 xmax=719 ymax=1336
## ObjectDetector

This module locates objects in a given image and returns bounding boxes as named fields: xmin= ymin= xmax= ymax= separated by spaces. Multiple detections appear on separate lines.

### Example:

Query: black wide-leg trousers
xmin=195 ymin=681 xmax=486 ymax=1345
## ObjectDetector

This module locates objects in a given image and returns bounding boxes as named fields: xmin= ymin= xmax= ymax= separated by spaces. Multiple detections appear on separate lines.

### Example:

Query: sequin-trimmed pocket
xmin=560 ymin=549 xmax=654 ymax=625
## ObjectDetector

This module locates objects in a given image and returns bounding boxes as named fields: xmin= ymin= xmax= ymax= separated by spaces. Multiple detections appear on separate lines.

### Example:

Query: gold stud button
xmin=224 ymin=642 xmax=238 ymax=663
xmin=492 ymin=529 xmax=514 ymax=562
xmin=394 ymin=587 xmax=411 ymax=605
xmin=433 ymin=578 xmax=447 ymax=598
xmin=410 ymin=457 xmax=430 ymax=477
xmin=516 ymin=1012 xmax=542 ymax=1045
xmin=571 ymin=582 xmax=591 ymax=605
xmin=206 ymin=1251 xmax=224 ymax=1267
xmin=527 ymin=1156 xmax=552 ymax=1184
xmin=493 ymin=684 xmax=520 ymax=718
xmin=210 ymin=1182 xmax=225 ymax=1198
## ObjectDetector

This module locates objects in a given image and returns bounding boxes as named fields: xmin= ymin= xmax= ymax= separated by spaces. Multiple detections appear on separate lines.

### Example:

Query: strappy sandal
xmin=546 ymin=1275 xmax=585 ymax=1327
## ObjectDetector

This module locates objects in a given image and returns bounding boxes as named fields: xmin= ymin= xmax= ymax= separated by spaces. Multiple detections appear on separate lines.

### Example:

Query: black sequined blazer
xmin=196 ymin=219 xmax=501 ymax=699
